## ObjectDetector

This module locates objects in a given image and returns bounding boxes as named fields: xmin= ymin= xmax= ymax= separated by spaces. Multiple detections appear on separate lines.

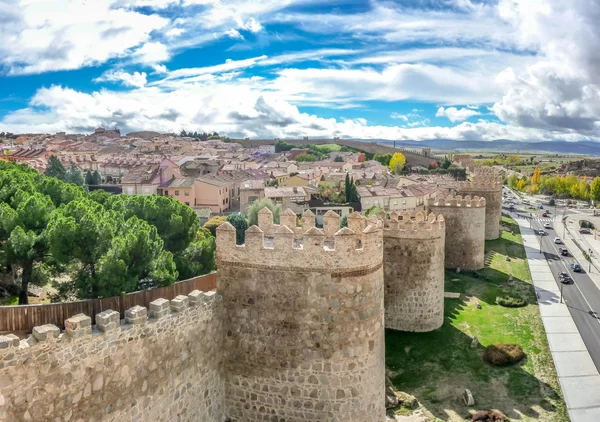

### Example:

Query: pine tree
xmin=85 ymin=170 xmax=94 ymax=185
xmin=92 ymin=170 xmax=102 ymax=185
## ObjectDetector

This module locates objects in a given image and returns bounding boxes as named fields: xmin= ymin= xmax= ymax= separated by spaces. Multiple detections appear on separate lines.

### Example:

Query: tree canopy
xmin=247 ymin=198 xmax=281 ymax=226
xmin=389 ymin=153 xmax=407 ymax=174
xmin=0 ymin=161 xmax=212 ymax=304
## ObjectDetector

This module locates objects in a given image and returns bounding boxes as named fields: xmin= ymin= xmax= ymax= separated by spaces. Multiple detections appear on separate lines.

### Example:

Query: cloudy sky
xmin=1 ymin=0 xmax=599 ymax=142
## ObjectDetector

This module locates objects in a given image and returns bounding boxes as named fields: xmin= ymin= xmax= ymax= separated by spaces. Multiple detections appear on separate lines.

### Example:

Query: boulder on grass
xmin=483 ymin=344 xmax=525 ymax=365
xmin=472 ymin=409 xmax=509 ymax=421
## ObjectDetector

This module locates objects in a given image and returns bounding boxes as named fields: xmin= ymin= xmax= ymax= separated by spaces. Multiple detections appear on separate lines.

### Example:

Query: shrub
xmin=247 ymin=198 xmax=281 ymax=226
xmin=203 ymin=216 xmax=227 ymax=236
xmin=227 ymin=213 xmax=248 ymax=245
xmin=483 ymin=344 xmax=525 ymax=366
xmin=496 ymin=295 xmax=527 ymax=308
xmin=472 ymin=410 xmax=509 ymax=421
xmin=340 ymin=215 xmax=348 ymax=228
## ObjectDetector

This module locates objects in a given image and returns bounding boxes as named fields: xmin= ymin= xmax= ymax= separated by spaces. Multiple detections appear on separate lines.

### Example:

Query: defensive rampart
xmin=457 ymin=175 xmax=503 ymax=240
xmin=428 ymin=195 xmax=486 ymax=270
xmin=0 ymin=291 xmax=225 ymax=422
xmin=216 ymin=210 xmax=386 ymax=422
xmin=381 ymin=211 xmax=446 ymax=332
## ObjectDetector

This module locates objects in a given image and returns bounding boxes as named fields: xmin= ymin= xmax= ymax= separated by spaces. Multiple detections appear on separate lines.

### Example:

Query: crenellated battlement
xmin=458 ymin=178 xmax=502 ymax=192
xmin=0 ymin=290 xmax=225 ymax=422
xmin=217 ymin=215 xmax=383 ymax=271
xmin=0 ymin=290 xmax=221 ymax=363
xmin=381 ymin=211 xmax=445 ymax=239
xmin=427 ymin=194 xmax=486 ymax=208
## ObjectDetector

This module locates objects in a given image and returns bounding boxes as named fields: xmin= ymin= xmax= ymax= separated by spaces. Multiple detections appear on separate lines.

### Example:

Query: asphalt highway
xmin=503 ymin=188 xmax=600 ymax=370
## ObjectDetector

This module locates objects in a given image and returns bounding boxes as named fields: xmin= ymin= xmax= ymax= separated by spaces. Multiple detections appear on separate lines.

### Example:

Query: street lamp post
xmin=589 ymin=249 xmax=594 ymax=273
xmin=560 ymin=280 xmax=564 ymax=303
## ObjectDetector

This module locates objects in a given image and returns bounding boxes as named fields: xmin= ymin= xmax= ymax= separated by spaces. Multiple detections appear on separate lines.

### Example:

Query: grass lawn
xmin=385 ymin=216 xmax=568 ymax=421
xmin=312 ymin=143 xmax=342 ymax=152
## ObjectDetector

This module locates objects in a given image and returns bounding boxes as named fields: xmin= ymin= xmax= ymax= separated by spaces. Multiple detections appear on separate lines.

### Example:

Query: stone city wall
xmin=457 ymin=176 xmax=503 ymax=240
xmin=428 ymin=195 xmax=486 ymax=270
xmin=216 ymin=211 xmax=386 ymax=422
xmin=0 ymin=291 xmax=225 ymax=422
xmin=382 ymin=211 xmax=446 ymax=332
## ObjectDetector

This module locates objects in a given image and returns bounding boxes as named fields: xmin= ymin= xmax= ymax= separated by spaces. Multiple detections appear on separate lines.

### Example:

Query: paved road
xmin=503 ymin=182 xmax=600 ymax=372
xmin=532 ymin=218 xmax=600 ymax=370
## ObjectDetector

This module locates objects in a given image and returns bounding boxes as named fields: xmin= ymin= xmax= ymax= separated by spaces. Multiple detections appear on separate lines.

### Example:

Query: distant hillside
xmin=366 ymin=139 xmax=600 ymax=155
xmin=125 ymin=131 xmax=160 ymax=140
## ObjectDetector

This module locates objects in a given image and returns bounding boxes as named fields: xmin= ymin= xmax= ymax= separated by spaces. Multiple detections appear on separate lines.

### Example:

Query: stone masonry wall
xmin=428 ymin=195 xmax=486 ymax=270
xmin=382 ymin=211 xmax=446 ymax=332
xmin=216 ymin=212 xmax=386 ymax=422
xmin=457 ymin=176 xmax=502 ymax=240
xmin=0 ymin=291 xmax=225 ymax=422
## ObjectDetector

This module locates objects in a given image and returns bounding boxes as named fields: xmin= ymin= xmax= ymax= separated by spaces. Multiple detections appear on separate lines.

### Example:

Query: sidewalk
xmin=513 ymin=214 xmax=600 ymax=422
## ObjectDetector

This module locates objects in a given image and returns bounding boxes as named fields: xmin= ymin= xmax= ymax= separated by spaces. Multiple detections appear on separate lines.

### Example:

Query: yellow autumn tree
xmin=389 ymin=152 xmax=407 ymax=174
xmin=531 ymin=167 xmax=541 ymax=185
xmin=517 ymin=179 xmax=526 ymax=191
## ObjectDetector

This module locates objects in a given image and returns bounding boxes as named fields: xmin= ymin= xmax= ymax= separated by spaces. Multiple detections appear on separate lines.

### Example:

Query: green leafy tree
xmin=65 ymin=162 xmax=84 ymax=186
xmin=373 ymin=153 xmax=392 ymax=166
xmin=227 ymin=213 xmax=249 ymax=245
xmin=3 ymin=192 xmax=55 ymax=304
xmin=247 ymin=198 xmax=281 ymax=226
xmin=364 ymin=206 xmax=383 ymax=218
xmin=440 ymin=156 xmax=452 ymax=170
xmin=591 ymin=178 xmax=600 ymax=202
xmin=89 ymin=217 xmax=177 ymax=298
xmin=340 ymin=215 xmax=348 ymax=228
xmin=334 ymin=156 xmax=344 ymax=162
xmin=295 ymin=153 xmax=319 ymax=162
xmin=44 ymin=155 xmax=67 ymax=180
xmin=106 ymin=195 xmax=199 ymax=254
xmin=174 ymin=236 xmax=216 ymax=279
xmin=203 ymin=216 xmax=228 ymax=236
xmin=85 ymin=170 xmax=94 ymax=185
xmin=92 ymin=170 xmax=102 ymax=185
xmin=47 ymin=199 xmax=117 ymax=284
xmin=389 ymin=153 xmax=407 ymax=174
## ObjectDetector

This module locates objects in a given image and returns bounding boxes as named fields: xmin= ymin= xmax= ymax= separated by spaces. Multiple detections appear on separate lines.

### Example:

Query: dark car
xmin=558 ymin=272 xmax=571 ymax=284
xmin=559 ymin=247 xmax=569 ymax=256
xmin=542 ymin=212 xmax=548 ymax=217
xmin=571 ymin=263 xmax=582 ymax=272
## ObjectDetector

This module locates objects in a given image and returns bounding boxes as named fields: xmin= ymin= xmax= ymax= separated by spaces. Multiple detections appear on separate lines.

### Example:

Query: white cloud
xmin=436 ymin=106 xmax=481 ymax=122
xmin=390 ymin=113 xmax=408 ymax=121
xmin=225 ymin=29 xmax=244 ymax=40
xmin=0 ymin=0 xmax=168 ymax=75
xmin=166 ymin=28 xmax=185 ymax=38
xmin=132 ymin=42 xmax=170 ymax=64
xmin=151 ymin=64 xmax=168 ymax=74
xmin=239 ymin=17 xmax=263 ymax=33
xmin=94 ymin=69 xmax=148 ymax=88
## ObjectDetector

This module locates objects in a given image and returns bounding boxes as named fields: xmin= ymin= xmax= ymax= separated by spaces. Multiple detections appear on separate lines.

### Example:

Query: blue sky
xmin=0 ymin=0 xmax=599 ymax=142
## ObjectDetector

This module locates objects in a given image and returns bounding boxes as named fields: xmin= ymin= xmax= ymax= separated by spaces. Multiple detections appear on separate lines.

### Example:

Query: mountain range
xmin=367 ymin=139 xmax=600 ymax=155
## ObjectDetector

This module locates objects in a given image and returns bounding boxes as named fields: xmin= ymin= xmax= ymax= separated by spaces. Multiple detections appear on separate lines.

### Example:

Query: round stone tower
xmin=382 ymin=211 xmax=446 ymax=332
xmin=456 ymin=174 xmax=502 ymax=240
xmin=216 ymin=210 xmax=385 ymax=422
xmin=428 ymin=195 xmax=486 ymax=270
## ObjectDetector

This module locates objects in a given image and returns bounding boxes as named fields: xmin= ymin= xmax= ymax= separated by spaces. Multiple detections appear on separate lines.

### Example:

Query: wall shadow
xmin=385 ymin=269 xmax=565 ymax=421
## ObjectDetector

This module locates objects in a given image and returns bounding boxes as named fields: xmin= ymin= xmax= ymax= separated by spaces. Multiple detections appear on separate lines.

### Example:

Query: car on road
xmin=538 ymin=205 xmax=544 ymax=209
xmin=542 ymin=212 xmax=548 ymax=217
xmin=554 ymin=237 xmax=562 ymax=244
xmin=509 ymin=205 xmax=514 ymax=210
xmin=571 ymin=263 xmax=582 ymax=272
xmin=538 ymin=229 xmax=546 ymax=236
xmin=544 ymin=222 xmax=552 ymax=229
xmin=559 ymin=247 xmax=569 ymax=256
xmin=558 ymin=271 xmax=571 ymax=284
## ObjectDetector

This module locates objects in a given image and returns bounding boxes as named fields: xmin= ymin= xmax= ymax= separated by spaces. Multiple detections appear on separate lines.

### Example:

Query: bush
xmin=472 ymin=410 xmax=509 ymax=421
xmin=340 ymin=215 xmax=348 ymax=228
xmin=203 ymin=216 xmax=227 ymax=236
xmin=227 ymin=213 xmax=249 ymax=245
xmin=496 ymin=295 xmax=527 ymax=308
xmin=483 ymin=344 xmax=525 ymax=366
xmin=247 ymin=198 xmax=281 ymax=226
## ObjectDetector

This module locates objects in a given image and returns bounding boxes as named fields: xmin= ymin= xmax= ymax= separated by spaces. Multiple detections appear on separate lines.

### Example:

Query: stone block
xmin=187 ymin=290 xmax=204 ymax=305
xmin=65 ymin=314 xmax=92 ymax=338
xmin=171 ymin=295 xmax=189 ymax=312
xmin=149 ymin=298 xmax=170 ymax=319
xmin=125 ymin=305 xmax=148 ymax=325
xmin=95 ymin=310 xmax=120 ymax=333
xmin=203 ymin=291 xmax=217 ymax=303
xmin=0 ymin=334 xmax=20 ymax=349
xmin=32 ymin=324 xmax=60 ymax=342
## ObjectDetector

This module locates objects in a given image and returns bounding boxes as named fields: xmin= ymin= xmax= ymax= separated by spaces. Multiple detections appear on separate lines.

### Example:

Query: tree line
xmin=0 ymin=161 xmax=215 ymax=305
xmin=507 ymin=168 xmax=600 ymax=201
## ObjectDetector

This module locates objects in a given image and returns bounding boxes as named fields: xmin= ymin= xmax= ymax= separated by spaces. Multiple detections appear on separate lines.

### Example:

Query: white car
xmin=554 ymin=237 xmax=562 ymax=244
xmin=544 ymin=223 xmax=552 ymax=229
xmin=538 ymin=229 xmax=546 ymax=236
